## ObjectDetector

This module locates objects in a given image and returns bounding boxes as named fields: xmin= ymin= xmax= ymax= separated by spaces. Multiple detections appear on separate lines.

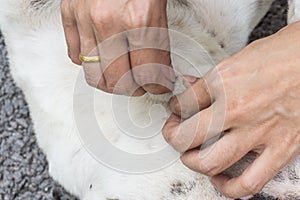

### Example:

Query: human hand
xmin=162 ymin=22 xmax=300 ymax=198
xmin=61 ymin=0 xmax=174 ymax=95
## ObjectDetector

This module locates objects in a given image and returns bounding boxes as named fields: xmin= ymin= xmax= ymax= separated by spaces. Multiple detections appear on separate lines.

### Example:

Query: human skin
xmin=162 ymin=21 xmax=300 ymax=198
xmin=61 ymin=0 xmax=174 ymax=95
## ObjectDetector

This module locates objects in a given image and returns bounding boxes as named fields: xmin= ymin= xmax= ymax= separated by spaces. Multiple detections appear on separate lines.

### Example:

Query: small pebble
xmin=15 ymin=118 xmax=28 ymax=128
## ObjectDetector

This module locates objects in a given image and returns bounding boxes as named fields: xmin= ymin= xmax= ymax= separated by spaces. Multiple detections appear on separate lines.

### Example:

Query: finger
xmin=163 ymin=104 xmax=225 ymax=152
xmin=102 ymin=55 xmax=146 ymax=96
xmin=89 ymin=11 xmax=145 ymax=96
xmin=180 ymin=128 xmax=255 ymax=177
xmin=61 ymin=0 xmax=81 ymax=64
xmin=127 ymin=20 xmax=175 ymax=94
xmin=211 ymin=147 xmax=291 ymax=199
xmin=75 ymin=10 xmax=102 ymax=88
xmin=96 ymin=34 xmax=145 ymax=96
xmin=170 ymin=78 xmax=212 ymax=119
xmin=130 ymin=48 xmax=175 ymax=94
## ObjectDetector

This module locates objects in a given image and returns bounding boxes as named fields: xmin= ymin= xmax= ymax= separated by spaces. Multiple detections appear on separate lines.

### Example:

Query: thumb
xmin=170 ymin=77 xmax=212 ymax=119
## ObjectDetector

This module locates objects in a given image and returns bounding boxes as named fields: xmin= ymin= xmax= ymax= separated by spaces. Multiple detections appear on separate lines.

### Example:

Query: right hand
xmin=61 ymin=0 xmax=175 ymax=96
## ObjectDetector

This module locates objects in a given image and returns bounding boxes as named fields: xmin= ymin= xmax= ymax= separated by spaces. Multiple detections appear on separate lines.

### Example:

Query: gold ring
xmin=79 ymin=54 xmax=101 ymax=63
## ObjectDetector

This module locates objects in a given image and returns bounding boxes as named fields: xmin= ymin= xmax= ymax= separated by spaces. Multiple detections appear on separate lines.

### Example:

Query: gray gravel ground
xmin=0 ymin=25 xmax=78 ymax=200
xmin=0 ymin=0 xmax=288 ymax=199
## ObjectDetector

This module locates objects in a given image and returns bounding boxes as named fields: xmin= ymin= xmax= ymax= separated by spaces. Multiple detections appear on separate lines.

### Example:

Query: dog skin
xmin=0 ymin=0 xmax=299 ymax=199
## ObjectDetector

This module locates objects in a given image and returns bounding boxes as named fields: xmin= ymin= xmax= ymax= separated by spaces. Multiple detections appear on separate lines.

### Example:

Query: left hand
xmin=162 ymin=22 xmax=300 ymax=199
xmin=61 ymin=0 xmax=174 ymax=96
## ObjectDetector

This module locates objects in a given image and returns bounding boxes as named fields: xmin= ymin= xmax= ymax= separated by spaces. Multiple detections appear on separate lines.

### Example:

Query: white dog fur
xmin=0 ymin=0 xmax=300 ymax=199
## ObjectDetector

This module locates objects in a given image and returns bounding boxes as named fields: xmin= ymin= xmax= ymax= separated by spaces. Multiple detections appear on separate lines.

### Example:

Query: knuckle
xmin=225 ymin=97 xmax=245 ymax=124
xmin=63 ymin=19 xmax=76 ymax=28
xmin=61 ymin=11 xmax=75 ymax=27
xmin=240 ymin=178 xmax=262 ymax=195
xmin=75 ymin=10 xmax=87 ymax=22
xmin=61 ymin=1 xmax=76 ymax=26
xmin=90 ymin=9 xmax=112 ymax=27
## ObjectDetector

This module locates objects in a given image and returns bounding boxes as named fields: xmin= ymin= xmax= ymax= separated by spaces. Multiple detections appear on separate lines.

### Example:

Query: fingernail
xmin=185 ymin=75 xmax=197 ymax=83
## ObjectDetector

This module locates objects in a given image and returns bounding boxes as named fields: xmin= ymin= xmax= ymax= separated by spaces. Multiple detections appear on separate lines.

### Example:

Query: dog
xmin=0 ymin=0 xmax=299 ymax=199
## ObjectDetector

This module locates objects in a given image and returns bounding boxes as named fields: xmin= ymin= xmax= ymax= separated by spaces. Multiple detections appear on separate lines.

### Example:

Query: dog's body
xmin=1 ymin=0 xmax=300 ymax=199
